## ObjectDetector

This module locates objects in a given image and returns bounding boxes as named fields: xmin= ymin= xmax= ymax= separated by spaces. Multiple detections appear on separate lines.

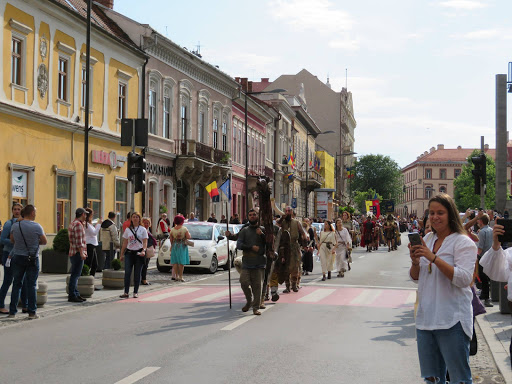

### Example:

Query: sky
xmin=114 ymin=0 xmax=512 ymax=168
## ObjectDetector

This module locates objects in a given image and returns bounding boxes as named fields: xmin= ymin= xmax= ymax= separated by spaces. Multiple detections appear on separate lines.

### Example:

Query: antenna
xmin=345 ymin=68 xmax=348 ymax=90
xmin=165 ymin=26 xmax=168 ymax=37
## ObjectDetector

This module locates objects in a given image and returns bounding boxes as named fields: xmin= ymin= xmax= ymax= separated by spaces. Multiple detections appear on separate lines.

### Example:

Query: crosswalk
xmin=119 ymin=285 xmax=416 ymax=309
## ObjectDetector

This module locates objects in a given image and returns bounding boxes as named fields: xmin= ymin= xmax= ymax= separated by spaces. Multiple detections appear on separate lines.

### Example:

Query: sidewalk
xmin=476 ymin=303 xmax=512 ymax=383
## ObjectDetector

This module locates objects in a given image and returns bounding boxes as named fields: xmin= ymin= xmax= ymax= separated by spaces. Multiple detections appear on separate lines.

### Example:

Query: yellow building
xmin=0 ymin=1 xmax=146 ymax=235
xmin=315 ymin=151 xmax=336 ymax=219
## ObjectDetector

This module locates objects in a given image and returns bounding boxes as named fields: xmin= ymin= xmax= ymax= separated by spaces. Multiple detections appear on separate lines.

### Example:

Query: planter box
xmin=102 ymin=269 xmax=125 ymax=289
xmin=66 ymin=275 xmax=95 ymax=298
xmin=41 ymin=249 xmax=70 ymax=274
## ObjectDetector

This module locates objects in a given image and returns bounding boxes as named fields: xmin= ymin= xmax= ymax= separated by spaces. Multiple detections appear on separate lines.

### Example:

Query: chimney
xmin=95 ymin=0 xmax=114 ymax=9
xmin=248 ymin=81 xmax=253 ymax=93
xmin=261 ymin=78 xmax=269 ymax=83
xmin=457 ymin=145 xmax=462 ymax=149
xmin=430 ymin=147 xmax=435 ymax=153
xmin=437 ymin=144 xmax=444 ymax=150
xmin=484 ymin=144 xmax=489 ymax=151
xmin=240 ymin=78 xmax=248 ymax=92
xmin=424 ymin=151 xmax=428 ymax=156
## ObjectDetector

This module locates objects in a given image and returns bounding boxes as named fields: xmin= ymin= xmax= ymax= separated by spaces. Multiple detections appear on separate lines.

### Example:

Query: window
xmin=425 ymin=186 xmax=434 ymax=199
xmin=198 ymin=111 xmax=205 ymax=143
xmin=118 ymin=82 xmax=126 ymax=119
xmin=149 ymin=87 xmax=157 ymax=134
xmin=58 ymin=58 xmax=68 ymax=101
xmin=163 ymin=92 xmax=170 ymax=139
xmin=454 ymin=168 xmax=461 ymax=178
xmin=115 ymin=179 xmax=128 ymax=228
xmin=439 ymin=186 xmax=447 ymax=194
xmin=222 ymin=121 xmax=227 ymax=152
xmin=57 ymin=175 xmax=72 ymax=231
xmin=238 ymin=127 xmax=242 ymax=164
xmin=87 ymin=177 xmax=102 ymax=219
xmin=11 ymin=38 xmax=22 ymax=85
xmin=425 ymin=168 xmax=432 ymax=179
xmin=181 ymin=105 xmax=187 ymax=140
xmin=81 ymin=68 xmax=87 ymax=108
xmin=232 ymin=122 xmax=237 ymax=162
xmin=213 ymin=117 xmax=218 ymax=149
xmin=163 ymin=184 xmax=170 ymax=209
xmin=12 ymin=170 xmax=28 ymax=207
xmin=440 ymin=169 xmax=447 ymax=180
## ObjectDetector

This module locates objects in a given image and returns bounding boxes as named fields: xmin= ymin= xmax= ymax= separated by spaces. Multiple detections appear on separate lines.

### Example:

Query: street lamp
xmin=242 ymin=88 xmax=286 ymax=220
xmin=305 ymin=130 xmax=335 ymax=218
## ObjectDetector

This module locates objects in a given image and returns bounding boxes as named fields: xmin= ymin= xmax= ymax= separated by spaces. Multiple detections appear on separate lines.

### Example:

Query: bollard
xmin=36 ymin=281 xmax=48 ymax=307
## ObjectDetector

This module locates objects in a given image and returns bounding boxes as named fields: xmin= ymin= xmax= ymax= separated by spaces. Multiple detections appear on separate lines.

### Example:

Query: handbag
xmin=186 ymin=240 xmax=194 ymax=247
xmin=470 ymin=323 xmax=477 ymax=356
xmin=145 ymin=246 xmax=155 ymax=258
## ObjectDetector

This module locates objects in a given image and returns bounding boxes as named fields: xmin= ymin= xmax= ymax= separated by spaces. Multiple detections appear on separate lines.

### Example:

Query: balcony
xmin=300 ymin=169 xmax=324 ymax=191
xmin=174 ymin=139 xmax=230 ymax=165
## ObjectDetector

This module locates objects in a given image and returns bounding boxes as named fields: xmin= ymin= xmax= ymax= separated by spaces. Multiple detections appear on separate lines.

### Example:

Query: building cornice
xmin=145 ymin=34 xmax=239 ymax=99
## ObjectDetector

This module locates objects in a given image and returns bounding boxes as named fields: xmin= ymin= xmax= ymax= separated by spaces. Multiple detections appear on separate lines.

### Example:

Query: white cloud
xmin=437 ymin=0 xmax=488 ymax=10
xmin=269 ymin=0 xmax=354 ymax=35
xmin=328 ymin=38 xmax=360 ymax=51
xmin=451 ymin=29 xmax=499 ymax=39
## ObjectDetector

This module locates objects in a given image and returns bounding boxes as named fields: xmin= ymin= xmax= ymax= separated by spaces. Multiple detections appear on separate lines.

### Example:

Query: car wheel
xmin=222 ymin=253 xmax=232 ymax=270
xmin=208 ymin=255 xmax=218 ymax=274
xmin=156 ymin=259 xmax=171 ymax=273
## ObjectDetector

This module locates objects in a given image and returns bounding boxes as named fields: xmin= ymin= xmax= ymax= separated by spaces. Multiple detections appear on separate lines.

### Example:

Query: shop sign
xmin=91 ymin=150 xmax=126 ymax=170
xmin=147 ymin=162 xmax=173 ymax=177
xmin=12 ymin=171 xmax=27 ymax=198
xmin=316 ymin=191 xmax=328 ymax=220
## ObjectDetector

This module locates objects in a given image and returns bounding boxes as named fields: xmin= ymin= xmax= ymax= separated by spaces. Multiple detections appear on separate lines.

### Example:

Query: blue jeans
xmin=124 ymin=251 xmax=143 ymax=294
xmin=0 ymin=251 xmax=27 ymax=309
xmin=416 ymin=322 xmax=472 ymax=383
xmin=69 ymin=252 xmax=84 ymax=298
xmin=9 ymin=255 xmax=39 ymax=315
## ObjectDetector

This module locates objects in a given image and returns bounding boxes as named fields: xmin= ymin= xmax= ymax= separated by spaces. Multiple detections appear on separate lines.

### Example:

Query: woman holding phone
xmin=409 ymin=194 xmax=477 ymax=384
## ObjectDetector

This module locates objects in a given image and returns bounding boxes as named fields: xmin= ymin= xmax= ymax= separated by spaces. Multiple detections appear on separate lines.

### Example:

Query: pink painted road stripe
xmin=318 ymin=287 xmax=365 ymax=306
xmin=372 ymin=289 xmax=412 ymax=308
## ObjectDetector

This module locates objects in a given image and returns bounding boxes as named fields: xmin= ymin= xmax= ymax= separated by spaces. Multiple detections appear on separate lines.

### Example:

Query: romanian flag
xmin=346 ymin=167 xmax=355 ymax=179
xmin=205 ymin=181 xmax=219 ymax=199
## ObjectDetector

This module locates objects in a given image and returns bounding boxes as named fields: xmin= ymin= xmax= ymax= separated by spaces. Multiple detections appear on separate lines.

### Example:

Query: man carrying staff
xmin=236 ymin=209 xmax=266 ymax=315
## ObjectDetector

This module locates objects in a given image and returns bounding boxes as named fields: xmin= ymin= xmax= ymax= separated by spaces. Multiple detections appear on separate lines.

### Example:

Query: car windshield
xmin=184 ymin=224 xmax=212 ymax=240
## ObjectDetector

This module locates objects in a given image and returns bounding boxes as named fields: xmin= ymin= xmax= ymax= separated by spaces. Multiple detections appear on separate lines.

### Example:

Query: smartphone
xmin=408 ymin=233 xmax=422 ymax=246
xmin=496 ymin=219 xmax=512 ymax=243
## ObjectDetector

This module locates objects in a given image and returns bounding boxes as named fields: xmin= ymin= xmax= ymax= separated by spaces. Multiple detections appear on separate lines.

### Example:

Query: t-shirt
xmin=11 ymin=220 xmax=45 ymax=257
xmin=122 ymin=226 xmax=148 ymax=251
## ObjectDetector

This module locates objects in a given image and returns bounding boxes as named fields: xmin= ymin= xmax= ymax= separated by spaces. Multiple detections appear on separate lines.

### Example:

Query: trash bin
xmin=491 ymin=280 xmax=500 ymax=302
xmin=499 ymin=282 xmax=511 ymax=314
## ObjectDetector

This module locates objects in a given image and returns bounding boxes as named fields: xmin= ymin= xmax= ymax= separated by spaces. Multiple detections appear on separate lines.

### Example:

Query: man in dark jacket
xmin=100 ymin=212 xmax=120 ymax=270
xmin=237 ymin=209 xmax=266 ymax=315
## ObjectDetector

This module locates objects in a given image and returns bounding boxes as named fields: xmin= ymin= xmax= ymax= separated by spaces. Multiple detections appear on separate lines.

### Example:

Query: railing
xmin=174 ymin=139 xmax=230 ymax=165
xmin=213 ymin=148 xmax=227 ymax=164
xmin=196 ymin=142 xmax=211 ymax=161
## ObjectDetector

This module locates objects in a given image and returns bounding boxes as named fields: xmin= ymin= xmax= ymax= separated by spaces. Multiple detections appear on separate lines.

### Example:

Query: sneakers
xmin=484 ymin=299 xmax=494 ymax=307
xmin=78 ymin=296 xmax=87 ymax=302
xmin=68 ymin=296 xmax=84 ymax=303
xmin=28 ymin=313 xmax=39 ymax=320
xmin=271 ymin=292 xmax=280 ymax=302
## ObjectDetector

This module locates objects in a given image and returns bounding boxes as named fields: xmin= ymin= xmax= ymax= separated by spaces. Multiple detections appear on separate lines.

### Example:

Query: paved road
xmin=0 ymin=240 xmax=505 ymax=383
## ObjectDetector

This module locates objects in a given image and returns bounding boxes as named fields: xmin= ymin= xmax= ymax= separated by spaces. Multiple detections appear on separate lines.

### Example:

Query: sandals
xmin=119 ymin=293 xmax=129 ymax=299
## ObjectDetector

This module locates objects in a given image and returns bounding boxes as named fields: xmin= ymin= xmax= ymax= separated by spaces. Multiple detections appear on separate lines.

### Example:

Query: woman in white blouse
xmin=84 ymin=208 xmax=101 ymax=277
xmin=334 ymin=218 xmax=352 ymax=277
xmin=409 ymin=194 xmax=477 ymax=384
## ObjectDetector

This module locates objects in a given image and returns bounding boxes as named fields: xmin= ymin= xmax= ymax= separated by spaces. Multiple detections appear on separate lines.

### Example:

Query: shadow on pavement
xmin=367 ymin=310 xmax=416 ymax=346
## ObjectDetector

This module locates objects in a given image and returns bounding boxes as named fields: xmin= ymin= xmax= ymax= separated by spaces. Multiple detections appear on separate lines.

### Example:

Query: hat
xmin=75 ymin=207 xmax=87 ymax=216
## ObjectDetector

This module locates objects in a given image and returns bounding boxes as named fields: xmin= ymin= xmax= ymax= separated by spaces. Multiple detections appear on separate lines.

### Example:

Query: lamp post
xmin=241 ymin=88 xmax=286 ymax=220
xmin=305 ymin=130 xmax=335 ymax=218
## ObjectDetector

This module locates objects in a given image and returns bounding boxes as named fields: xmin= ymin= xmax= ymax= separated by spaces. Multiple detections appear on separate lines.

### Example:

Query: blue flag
xmin=219 ymin=178 xmax=231 ymax=201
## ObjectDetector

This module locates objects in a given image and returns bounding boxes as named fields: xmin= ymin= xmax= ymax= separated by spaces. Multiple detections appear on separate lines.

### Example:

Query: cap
xmin=75 ymin=207 xmax=87 ymax=216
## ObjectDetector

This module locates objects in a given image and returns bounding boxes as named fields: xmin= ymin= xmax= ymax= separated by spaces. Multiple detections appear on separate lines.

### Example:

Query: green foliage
xmin=353 ymin=189 xmax=383 ymax=215
xmin=351 ymin=154 xmax=402 ymax=200
xmin=453 ymin=150 xmax=496 ymax=211
xmin=159 ymin=204 xmax=168 ymax=214
xmin=338 ymin=206 xmax=355 ymax=215
xmin=111 ymin=258 xmax=122 ymax=271
xmin=52 ymin=229 xmax=70 ymax=253
xmin=81 ymin=264 xmax=91 ymax=276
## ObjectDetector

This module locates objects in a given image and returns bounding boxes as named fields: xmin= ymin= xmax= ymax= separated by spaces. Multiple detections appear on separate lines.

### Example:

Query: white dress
xmin=334 ymin=228 xmax=352 ymax=272
xmin=319 ymin=231 xmax=336 ymax=274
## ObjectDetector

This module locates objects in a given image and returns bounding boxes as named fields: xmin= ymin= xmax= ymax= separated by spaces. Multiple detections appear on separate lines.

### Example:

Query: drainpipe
xmin=140 ymin=56 xmax=149 ymax=215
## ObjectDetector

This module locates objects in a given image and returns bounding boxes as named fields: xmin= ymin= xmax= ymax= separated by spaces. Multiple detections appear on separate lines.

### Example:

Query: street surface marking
xmin=350 ymin=289 xmax=383 ymax=306
xmin=221 ymin=305 xmax=275 ymax=331
xmin=193 ymin=288 xmax=241 ymax=302
xmin=140 ymin=287 xmax=201 ymax=302
xmin=297 ymin=288 xmax=336 ymax=302
xmin=359 ymin=255 xmax=365 ymax=259
xmin=114 ymin=367 xmax=160 ymax=384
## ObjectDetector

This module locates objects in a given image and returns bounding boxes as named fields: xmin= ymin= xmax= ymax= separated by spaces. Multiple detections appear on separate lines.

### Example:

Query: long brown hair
xmin=428 ymin=193 xmax=465 ymax=235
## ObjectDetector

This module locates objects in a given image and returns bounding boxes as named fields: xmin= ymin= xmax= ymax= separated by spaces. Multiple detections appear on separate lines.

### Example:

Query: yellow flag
xmin=365 ymin=200 xmax=373 ymax=213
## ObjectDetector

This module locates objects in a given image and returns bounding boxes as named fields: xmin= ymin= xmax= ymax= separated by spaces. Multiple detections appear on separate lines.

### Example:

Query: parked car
xmin=311 ymin=222 xmax=324 ymax=238
xmin=157 ymin=222 xmax=231 ymax=274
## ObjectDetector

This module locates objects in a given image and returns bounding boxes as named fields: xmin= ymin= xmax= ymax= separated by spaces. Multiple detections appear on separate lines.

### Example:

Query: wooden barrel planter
xmin=36 ymin=281 xmax=48 ymax=307
xmin=66 ymin=275 xmax=95 ymax=298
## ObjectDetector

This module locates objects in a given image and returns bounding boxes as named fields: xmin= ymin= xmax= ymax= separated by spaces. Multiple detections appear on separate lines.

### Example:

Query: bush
xmin=53 ymin=229 xmax=70 ymax=253
xmin=111 ymin=258 xmax=122 ymax=271
xmin=81 ymin=264 xmax=91 ymax=276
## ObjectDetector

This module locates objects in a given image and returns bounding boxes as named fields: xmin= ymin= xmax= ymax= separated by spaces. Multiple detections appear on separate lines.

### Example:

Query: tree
xmin=453 ymin=150 xmax=496 ymax=211
xmin=353 ymin=189 xmax=383 ymax=215
xmin=351 ymin=154 xmax=402 ymax=200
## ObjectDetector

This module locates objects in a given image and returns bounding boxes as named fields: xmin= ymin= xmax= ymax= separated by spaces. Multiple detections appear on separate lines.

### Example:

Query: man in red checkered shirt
xmin=68 ymin=208 xmax=87 ymax=303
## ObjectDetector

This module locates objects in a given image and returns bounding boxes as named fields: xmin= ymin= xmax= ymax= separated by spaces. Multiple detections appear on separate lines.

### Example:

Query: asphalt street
xmin=0 ymin=239 xmax=505 ymax=383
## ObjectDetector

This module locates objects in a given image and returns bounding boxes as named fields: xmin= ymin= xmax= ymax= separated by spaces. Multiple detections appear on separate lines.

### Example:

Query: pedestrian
xmin=318 ymin=220 xmax=337 ymax=281
xmin=0 ymin=203 xmax=27 ymax=314
xmin=170 ymin=215 xmax=190 ymax=282
xmin=84 ymin=208 xmax=101 ymax=278
xmin=188 ymin=212 xmax=198 ymax=222
xmin=8 ymin=205 xmax=47 ymax=319
xmin=229 ymin=213 xmax=240 ymax=224
xmin=384 ymin=214 xmax=396 ymax=252
xmin=362 ymin=214 xmax=374 ymax=252
xmin=120 ymin=212 xmax=148 ymax=299
xmin=156 ymin=213 xmax=170 ymax=240
xmin=122 ymin=212 xmax=131 ymax=233
xmin=409 ymin=193 xmax=476 ymax=383
xmin=237 ymin=209 xmax=266 ymax=315
xmin=100 ymin=211 xmax=121 ymax=270
xmin=301 ymin=219 xmax=314 ymax=276
xmin=207 ymin=213 xmax=218 ymax=223
xmin=334 ymin=218 xmax=352 ymax=277
xmin=476 ymin=213 xmax=493 ymax=307
xmin=220 ymin=215 xmax=227 ymax=224
xmin=141 ymin=217 xmax=157 ymax=286
xmin=68 ymin=208 xmax=88 ymax=303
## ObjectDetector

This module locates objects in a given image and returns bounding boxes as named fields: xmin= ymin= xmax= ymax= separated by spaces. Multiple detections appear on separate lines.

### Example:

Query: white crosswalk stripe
xmin=297 ymin=288 xmax=336 ymax=303
xmin=350 ymin=289 xmax=383 ymax=305
xmin=140 ymin=287 xmax=201 ymax=302
xmin=193 ymin=288 xmax=242 ymax=302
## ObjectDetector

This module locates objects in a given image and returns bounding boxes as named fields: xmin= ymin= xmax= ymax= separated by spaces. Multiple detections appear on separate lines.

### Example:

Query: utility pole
xmin=480 ymin=136 xmax=486 ymax=210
